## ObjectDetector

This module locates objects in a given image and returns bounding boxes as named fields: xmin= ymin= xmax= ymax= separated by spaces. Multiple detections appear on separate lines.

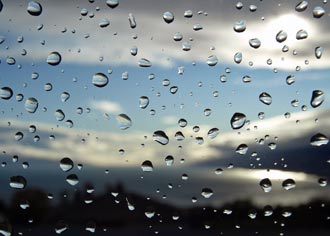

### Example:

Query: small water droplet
xmin=116 ymin=114 xmax=132 ymax=130
xmin=282 ymin=179 xmax=296 ymax=190
xmin=259 ymin=92 xmax=272 ymax=105
xmin=141 ymin=160 xmax=153 ymax=172
xmin=260 ymin=178 xmax=272 ymax=193
xmin=201 ymin=188 xmax=213 ymax=198
xmin=139 ymin=96 xmax=149 ymax=109
xmin=178 ymin=118 xmax=187 ymax=127
xmin=80 ymin=8 xmax=88 ymax=16
xmin=0 ymin=87 xmax=13 ymax=100
xmin=249 ymin=4 xmax=257 ymax=12
xmin=249 ymin=38 xmax=261 ymax=49
xmin=173 ymin=32 xmax=183 ymax=41
xmin=234 ymin=52 xmax=242 ymax=64
xmin=55 ymin=220 xmax=68 ymax=234
xmin=310 ymin=90 xmax=324 ymax=108
xmin=170 ymin=86 xmax=178 ymax=94
xmin=193 ymin=23 xmax=203 ymax=31
xmin=60 ymin=92 xmax=70 ymax=102
xmin=163 ymin=11 xmax=174 ymax=23
xmin=165 ymin=155 xmax=174 ymax=166
xmin=130 ymin=46 xmax=138 ymax=56
xmin=27 ymin=1 xmax=42 ymax=16
xmin=14 ymin=132 xmax=24 ymax=141
xmin=206 ymin=55 xmax=218 ymax=66
xmin=184 ymin=10 xmax=193 ymax=17
xmin=310 ymin=133 xmax=329 ymax=146
xmin=92 ymin=73 xmax=109 ymax=87
xmin=99 ymin=19 xmax=110 ymax=28
xmin=276 ymin=30 xmax=287 ymax=43
xmin=315 ymin=47 xmax=323 ymax=59
xmin=153 ymin=130 xmax=169 ymax=145
xmin=318 ymin=178 xmax=327 ymax=187
xmin=55 ymin=109 xmax=65 ymax=121
xmin=6 ymin=57 xmax=15 ymax=65
xmin=47 ymin=52 xmax=62 ymax=66
xmin=207 ymin=128 xmax=219 ymax=139
xmin=106 ymin=0 xmax=119 ymax=9
xmin=230 ymin=112 xmax=247 ymax=129
xmin=295 ymin=1 xmax=308 ymax=12
xmin=296 ymin=29 xmax=308 ymax=40
xmin=286 ymin=75 xmax=295 ymax=85
xmin=60 ymin=157 xmax=74 ymax=172
xmin=236 ymin=144 xmax=248 ymax=155
xmin=128 ymin=13 xmax=136 ymax=28
xmin=9 ymin=176 xmax=27 ymax=189
xmin=138 ymin=58 xmax=152 ymax=67
xmin=313 ymin=6 xmax=325 ymax=18
xmin=182 ymin=42 xmax=191 ymax=51
xmin=236 ymin=2 xmax=243 ymax=10
xmin=66 ymin=174 xmax=79 ymax=186
xmin=175 ymin=131 xmax=185 ymax=141
xmin=233 ymin=21 xmax=246 ymax=33
xmin=25 ymin=97 xmax=38 ymax=113
xmin=29 ymin=125 xmax=36 ymax=133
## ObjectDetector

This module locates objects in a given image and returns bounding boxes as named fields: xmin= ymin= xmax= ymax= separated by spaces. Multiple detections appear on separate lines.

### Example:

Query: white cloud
xmin=161 ymin=115 xmax=177 ymax=125
xmin=90 ymin=100 xmax=123 ymax=114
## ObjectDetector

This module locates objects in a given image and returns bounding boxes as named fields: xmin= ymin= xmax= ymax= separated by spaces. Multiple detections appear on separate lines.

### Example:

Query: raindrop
xmin=175 ymin=131 xmax=185 ymax=141
xmin=313 ymin=6 xmax=325 ymax=18
xmin=276 ymin=30 xmax=287 ymax=43
xmin=318 ymin=178 xmax=327 ymax=187
xmin=242 ymin=75 xmax=251 ymax=83
xmin=206 ymin=55 xmax=218 ymax=66
xmin=0 ymin=87 xmax=13 ymax=100
xmin=201 ymin=188 xmax=213 ymax=198
xmin=6 ymin=57 xmax=15 ymax=65
xmin=163 ymin=11 xmax=174 ymax=23
xmin=296 ymin=29 xmax=308 ymax=40
xmin=196 ymin=137 xmax=204 ymax=145
xmin=234 ymin=52 xmax=242 ymax=64
xmin=9 ymin=176 xmax=27 ymax=189
xmin=31 ymin=72 xmax=39 ymax=80
xmin=130 ymin=46 xmax=138 ymax=56
xmin=315 ymin=47 xmax=323 ymax=59
xmin=92 ymin=73 xmax=109 ymax=87
xmin=249 ymin=5 xmax=257 ymax=12
xmin=60 ymin=92 xmax=70 ymax=102
xmin=145 ymin=210 xmax=155 ymax=218
xmin=165 ymin=155 xmax=174 ymax=166
xmin=310 ymin=90 xmax=324 ymax=108
xmin=282 ymin=179 xmax=296 ymax=190
xmin=27 ymin=1 xmax=42 ymax=16
xmin=106 ymin=0 xmax=119 ymax=8
xmin=193 ymin=23 xmax=203 ymax=31
xmin=139 ymin=96 xmax=149 ymax=109
xmin=260 ymin=178 xmax=272 ymax=193
xmin=16 ymin=94 xmax=24 ymax=102
xmin=259 ymin=92 xmax=272 ymax=105
xmin=207 ymin=128 xmax=220 ymax=139
xmin=153 ymin=130 xmax=169 ymax=145
xmin=14 ymin=132 xmax=24 ymax=141
xmin=170 ymin=86 xmax=178 ymax=94
xmin=141 ymin=160 xmax=153 ymax=172
xmin=138 ymin=58 xmax=152 ymax=67
xmin=99 ymin=19 xmax=110 ymax=28
xmin=85 ymin=221 xmax=96 ymax=233
xmin=236 ymin=144 xmax=248 ymax=155
xmin=215 ymin=168 xmax=223 ymax=175
xmin=204 ymin=108 xmax=212 ymax=116
xmin=55 ymin=109 xmax=65 ymax=121
xmin=184 ymin=10 xmax=193 ymax=17
xmin=116 ymin=114 xmax=132 ymax=130
xmin=236 ymin=2 xmax=243 ymax=10
xmin=233 ymin=21 xmax=246 ymax=32
xmin=230 ymin=112 xmax=247 ymax=129
xmin=173 ymin=32 xmax=183 ymax=41
xmin=178 ymin=118 xmax=187 ymax=127
xmin=29 ymin=125 xmax=36 ymax=133
xmin=66 ymin=174 xmax=79 ymax=186
xmin=25 ymin=97 xmax=38 ymax=113
xmin=47 ymin=52 xmax=62 ymax=66
xmin=286 ymin=75 xmax=295 ymax=85
xmin=295 ymin=1 xmax=308 ymax=12
xmin=80 ymin=8 xmax=88 ymax=16
xmin=182 ymin=42 xmax=191 ymax=51
xmin=60 ymin=157 xmax=74 ymax=172
xmin=310 ymin=133 xmax=329 ymax=146
xmin=128 ymin=13 xmax=136 ymax=28
xmin=55 ymin=220 xmax=68 ymax=234
xmin=249 ymin=38 xmax=261 ymax=49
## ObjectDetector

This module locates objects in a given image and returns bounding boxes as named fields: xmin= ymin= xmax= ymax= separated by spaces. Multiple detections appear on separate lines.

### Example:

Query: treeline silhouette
xmin=0 ymin=182 xmax=329 ymax=235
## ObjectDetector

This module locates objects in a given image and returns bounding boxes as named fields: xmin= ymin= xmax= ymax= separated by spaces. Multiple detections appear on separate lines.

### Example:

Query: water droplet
xmin=215 ymin=168 xmax=223 ymax=175
xmin=60 ymin=92 xmax=70 ymax=102
xmin=173 ymin=32 xmax=183 ymax=41
xmin=128 ymin=13 xmax=136 ymax=28
xmin=282 ymin=179 xmax=296 ymax=190
xmin=6 ymin=57 xmax=15 ymax=65
xmin=153 ymin=130 xmax=169 ymax=145
xmin=259 ymin=92 xmax=272 ymax=105
xmin=175 ymin=131 xmax=185 ymax=141
xmin=318 ymin=178 xmax=327 ymax=187
xmin=130 ymin=46 xmax=138 ymax=56
xmin=201 ymin=188 xmax=213 ymax=198
xmin=55 ymin=220 xmax=68 ymax=234
xmin=295 ymin=1 xmax=308 ymax=12
xmin=80 ymin=8 xmax=88 ymax=16
xmin=165 ymin=155 xmax=174 ymax=166
xmin=249 ymin=5 xmax=257 ymax=12
xmin=170 ymin=86 xmax=178 ymax=94
xmin=116 ymin=114 xmax=132 ymax=130
xmin=66 ymin=174 xmax=79 ymax=186
xmin=92 ymin=73 xmax=109 ymax=87
xmin=85 ymin=221 xmax=96 ymax=233
xmin=99 ymin=19 xmax=110 ymax=28
xmin=141 ymin=160 xmax=153 ymax=172
xmin=204 ymin=108 xmax=212 ymax=116
xmin=236 ymin=144 xmax=248 ymax=155
xmin=60 ymin=157 xmax=74 ymax=172
xmin=145 ymin=210 xmax=155 ymax=218
xmin=184 ymin=10 xmax=193 ymax=17
xmin=106 ymin=0 xmax=119 ymax=9
xmin=207 ymin=128 xmax=219 ymax=139
xmin=55 ymin=109 xmax=65 ymax=121
xmin=315 ymin=47 xmax=323 ymax=59
xmin=234 ymin=52 xmax=242 ymax=64
xmin=233 ymin=21 xmax=246 ymax=33
xmin=296 ymin=29 xmax=308 ymax=40
xmin=193 ymin=23 xmax=203 ymax=31
xmin=14 ymin=132 xmax=24 ymax=141
xmin=313 ymin=6 xmax=325 ymax=18
xmin=178 ymin=118 xmax=187 ymax=127
xmin=182 ymin=42 xmax=191 ymax=51
xmin=286 ymin=75 xmax=295 ymax=85
xmin=47 ymin=52 xmax=62 ymax=66
xmin=138 ymin=58 xmax=152 ymax=67
xmin=9 ymin=176 xmax=27 ymax=189
xmin=206 ymin=55 xmax=218 ymax=66
xmin=139 ymin=96 xmax=149 ymax=109
xmin=44 ymin=83 xmax=53 ymax=91
xmin=0 ymin=87 xmax=13 ymax=100
xmin=310 ymin=90 xmax=324 ymax=108
xmin=29 ymin=125 xmax=36 ymax=133
xmin=310 ymin=133 xmax=329 ymax=146
xmin=27 ymin=1 xmax=42 ymax=16
xmin=260 ymin=178 xmax=272 ymax=193
xmin=163 ymin=11 xmax=174 ymax=23
xmin=276 ymin=30 xmax=287 ymax=43
xmin=249 ymin=38 xmax=261 ymax=49
xmin=230 ymin=112 xmax=247 ymax=129
xmin=25 ymin=97 xmax=38 ymax=113
xmin=236 ymin=2 xmax=243 ymax=10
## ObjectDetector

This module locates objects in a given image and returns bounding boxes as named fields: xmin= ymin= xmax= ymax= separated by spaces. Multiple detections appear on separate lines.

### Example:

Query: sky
xmin=0 ymin=0 xmax=330 ymax=209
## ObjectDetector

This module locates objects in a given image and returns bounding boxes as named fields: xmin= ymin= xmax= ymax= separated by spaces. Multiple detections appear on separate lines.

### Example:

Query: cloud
xmin=90 ymin=100 xmax=123 ymax=114
xmin=161 ymin=115 xmax=177 ymax=125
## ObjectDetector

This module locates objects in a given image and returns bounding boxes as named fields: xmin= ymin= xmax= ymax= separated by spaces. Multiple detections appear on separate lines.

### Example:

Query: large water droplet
xmin=9 ymin=176 xmax=27 ymax=189
xmin=116 ymin=114 xmax=132 ymax=130
xmin=230 ymin=112 xmax=247 ymax=129
xmin=25 ymin=97 xmax=38 ymax=113
xmin=47 ymin=52 xmax=62 ymax=66
xmin=178 ymin=118 xmax=187 ymax=127
xmin=249 ymin=38 xmax=261 ymax=49
xmin=184 ymin=10 xmax=193 ymax=18
xmin=153 ymin=130 xmax=169 ymax=145
xmin=163 ymin=11 xmax=174 ymax=23
xmin=276 ymin=30 xmax=287 ymax=43
xmin=234 ymin=52 xmax=242 ymax=64
xmin=201 ymin=188 xmax=213 ymax=198
xmin=259 ymin=92 xmax=272 ymax=105
xmin=310 ymin=133 xmax=329 ymax=146
xmin=106 ymin=0 xmax=119 ymax=8
xmin=138 ymin=58 xmax=152 ymax=67
xmin=236 ymin=144 xmax=248 ymax=155
xmin=206 ymin=55 xmax=218 ymax=66
xmin=55 ymin=109 xmax=65 ymax=121
xmin=313 ymin=6 xmax=325 ymax=18
xmin=92 ymin=73 xmax=109 ymax=87
xmin=99 ymin=19 xmax=110 ymax=28
xmin=141 ymin=160 xmax=153 ymax=172
xmin=14 ymin=132 xmax=24 ymax=141
xmin=165 ymin=155 xmax=174 ymax=166
xmin=315 ymin=47 xmax=323 ymax=59
xmin=175 ymin=131 xmax=185 ymax=141
xmin=282 ymin=179 xmax=296 ymax=190
xmin=139 ymin=96 xmax=149 ymax=109
xmin=128 ymin=13 xmax=136 ymax=28
xmin=60 ymin=157 xmax=74 ymax=172
xmin=296 ymin=29 xmax=308 ymax=40
xmin=207 ymin=128 xmax=220 ymax=139
xmin=260 ymin=178 xmax=272 ymax=193
xmin=27 ymin=1 xmax=42 ymax=16
xmin=295 ymin=1 xmax=308 ymax=12
xmin=0 ymin=87 xmax=13 ymax=100
xmin=233 ymin=21 xmax=246 ymax=33
xmin=310 ymin=90 xmax=324 ymax=108
xmin=66 ymin=174 xmax=79 ymax=186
